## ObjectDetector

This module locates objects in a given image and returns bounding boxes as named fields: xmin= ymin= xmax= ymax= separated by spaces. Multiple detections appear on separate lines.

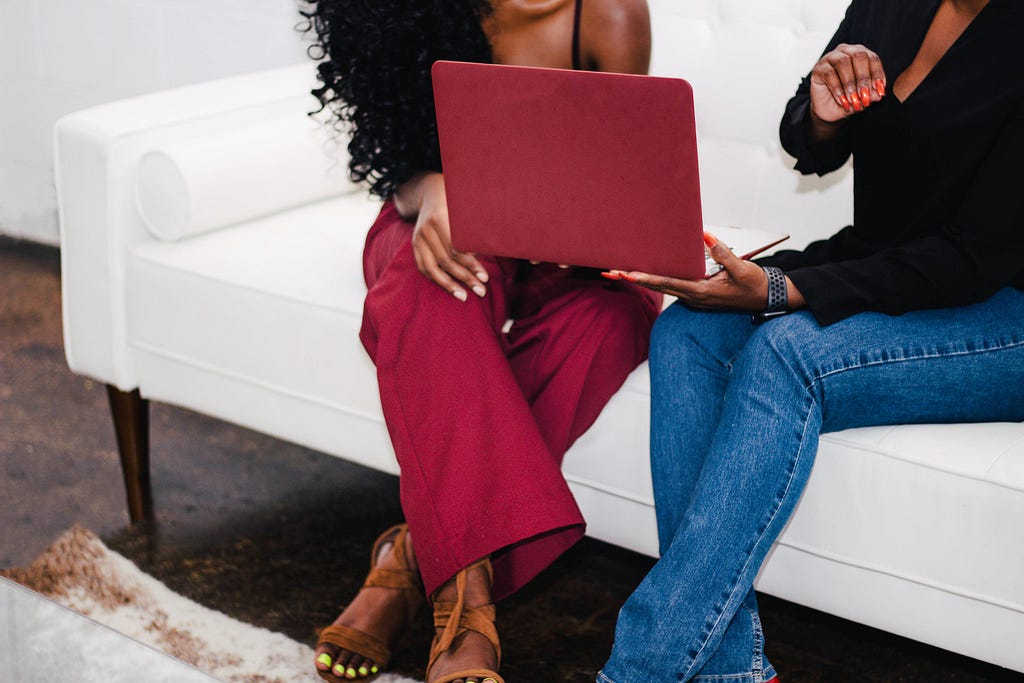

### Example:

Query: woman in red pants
xmin=303 ymin=1 xmax=661 ymax=682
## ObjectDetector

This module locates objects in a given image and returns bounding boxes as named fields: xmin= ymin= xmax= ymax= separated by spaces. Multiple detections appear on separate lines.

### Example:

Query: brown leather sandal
xmin=315 ymin=524 xmax=423 ymax=681
xmin=426 ymin=558 xmax=505 ymax=683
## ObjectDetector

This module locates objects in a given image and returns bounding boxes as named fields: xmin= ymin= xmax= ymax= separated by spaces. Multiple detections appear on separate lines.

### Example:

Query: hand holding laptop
xmin=603 ymin=231 xmax=805 ymax=312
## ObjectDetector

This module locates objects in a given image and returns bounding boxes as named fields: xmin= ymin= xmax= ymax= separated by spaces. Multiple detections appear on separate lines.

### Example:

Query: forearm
xmin=393 ymin=171 xmax=443 ymax=221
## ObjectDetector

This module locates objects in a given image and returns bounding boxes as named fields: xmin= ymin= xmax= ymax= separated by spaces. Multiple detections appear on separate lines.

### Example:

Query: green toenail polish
xmin=317 ymin=653 xmax=333 ymax=667
xmin=358 ymin=666 xmax=368 ymax=676
xmin=371 ymin=665 xmax=379 ymax=674
xmin=347 ymin=667 xmax=357 ymax=678
xmin=334 ymin=664 xmax=346 ymax=676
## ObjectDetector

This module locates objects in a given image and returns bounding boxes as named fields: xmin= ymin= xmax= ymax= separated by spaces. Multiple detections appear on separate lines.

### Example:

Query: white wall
xmin=0 ymin=0 xmax=311 ymax=245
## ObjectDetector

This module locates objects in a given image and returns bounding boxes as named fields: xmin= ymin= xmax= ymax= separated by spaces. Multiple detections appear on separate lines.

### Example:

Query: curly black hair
xmin=301 ymin=1 xmax=494 ymax=198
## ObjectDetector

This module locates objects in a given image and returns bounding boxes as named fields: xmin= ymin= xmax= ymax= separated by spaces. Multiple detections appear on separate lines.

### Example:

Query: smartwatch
xmin=752 ymin=266 xmax=790 ymax=323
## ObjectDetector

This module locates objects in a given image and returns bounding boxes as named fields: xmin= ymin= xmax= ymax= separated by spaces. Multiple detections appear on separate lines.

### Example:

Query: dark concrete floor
xmin=2 ymin=236 xmax=1022 ymax=682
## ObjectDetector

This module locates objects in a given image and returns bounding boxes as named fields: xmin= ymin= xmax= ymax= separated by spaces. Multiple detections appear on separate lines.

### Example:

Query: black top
xmin=760 ymin=0 xmax=1024 ymax=326
xmin=572 ymin=0 xmax=584 ymax=71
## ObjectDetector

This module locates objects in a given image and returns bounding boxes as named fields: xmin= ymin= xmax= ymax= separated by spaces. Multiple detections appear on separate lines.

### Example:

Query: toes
xmin=315 ymin=645 xmax=338 ymax=672
xmin=331 ymin=662 xmax=355 ymax=680
xmin=331 ymin=650 xmax=356 ymax=680
xmin=349 ymin=654 xmax=373 ymax=679
xmin=320 ymin=648 xmax=379 ymax=680
xmin=352 ymin=659 xmax=369 ymax=678
xmin=358 ymin=660 xmax=380 ymax=678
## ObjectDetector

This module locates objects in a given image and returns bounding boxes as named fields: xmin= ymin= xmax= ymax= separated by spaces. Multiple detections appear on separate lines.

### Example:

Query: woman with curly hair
xmin=302 ymin=1 xmax=660 ymax=682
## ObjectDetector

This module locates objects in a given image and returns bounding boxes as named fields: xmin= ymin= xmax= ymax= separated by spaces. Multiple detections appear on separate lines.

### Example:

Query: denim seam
xmin=810 ymin=336 xmax=1024 ymax=387
xmin=690 ymin=665 xmax=778 ymax=682
xmin=749 ymin=606 xmax=764 ymax=673
xmin=682 ymin=393 xmax=818 ymax=680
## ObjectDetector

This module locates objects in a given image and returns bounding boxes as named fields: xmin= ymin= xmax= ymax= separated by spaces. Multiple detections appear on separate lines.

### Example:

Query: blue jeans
xmin=599 ymin=288 xmax=1024 ymax=683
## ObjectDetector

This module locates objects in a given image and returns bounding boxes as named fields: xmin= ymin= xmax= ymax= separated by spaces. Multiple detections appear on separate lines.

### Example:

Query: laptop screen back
xmin=432 ymin=60 xmax=707 ymax=279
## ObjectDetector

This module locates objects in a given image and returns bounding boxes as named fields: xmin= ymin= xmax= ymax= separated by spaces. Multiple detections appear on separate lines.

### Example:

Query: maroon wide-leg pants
xmin=359 ymin=202 xmax=661 ymax=600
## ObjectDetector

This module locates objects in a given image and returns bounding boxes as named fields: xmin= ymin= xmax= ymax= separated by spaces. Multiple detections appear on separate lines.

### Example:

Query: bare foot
xmin=427 ymin=561 xmax=500 ymax=683
xmin=315 ymin=527 xmax=422 ymax=680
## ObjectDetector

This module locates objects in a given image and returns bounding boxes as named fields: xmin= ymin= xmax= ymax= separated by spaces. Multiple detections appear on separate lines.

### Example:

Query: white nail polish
xmin=473 ymin=285 xmax=486 ymax=298
xmin=477 ymin=271 xmax=489 ymax=283
xmin=453 ymin=289 xmax=468 ymax=302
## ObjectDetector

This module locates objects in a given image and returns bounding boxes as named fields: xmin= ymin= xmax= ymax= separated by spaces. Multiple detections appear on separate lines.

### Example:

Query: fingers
xmin=815 ymin=44 xmax=887 ymax=116
xmin=412 ymin=220 xmax=488 ymax=301
xmin=703 ymin=231 xmax=741 ymax=271
xmin=602 ymin=230 xmax=768 ymax=311
xmin=813 ymin=58 xmax=854 ymax=114
xmin=602 ymin=270 xmax=698 ymax=298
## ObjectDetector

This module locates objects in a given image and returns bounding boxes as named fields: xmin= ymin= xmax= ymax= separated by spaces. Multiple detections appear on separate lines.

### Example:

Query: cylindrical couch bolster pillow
xmin=135 ymin=113 xmax=358 ymax=241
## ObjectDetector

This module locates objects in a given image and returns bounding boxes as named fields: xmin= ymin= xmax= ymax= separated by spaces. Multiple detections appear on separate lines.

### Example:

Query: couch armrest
xmin=56 ymin=63 xmax=352 ymax=389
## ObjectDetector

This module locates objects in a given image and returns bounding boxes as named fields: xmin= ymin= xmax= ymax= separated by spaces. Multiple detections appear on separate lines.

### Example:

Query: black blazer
xmin=761 ymin=0 xmax=1024 ymax=325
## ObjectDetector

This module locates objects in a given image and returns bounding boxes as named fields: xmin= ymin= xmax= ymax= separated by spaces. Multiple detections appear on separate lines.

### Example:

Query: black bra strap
xmin=572 ymin=0 xmax=584 ymax=70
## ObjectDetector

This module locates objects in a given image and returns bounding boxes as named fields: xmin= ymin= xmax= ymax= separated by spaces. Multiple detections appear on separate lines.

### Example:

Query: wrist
xmin=752 ymin=266 xmax=790 ymax=323
xmin=806 ymin=106 xmax=845 ymax=143
xmin=395 ymin=171 xmax=444 ymax=220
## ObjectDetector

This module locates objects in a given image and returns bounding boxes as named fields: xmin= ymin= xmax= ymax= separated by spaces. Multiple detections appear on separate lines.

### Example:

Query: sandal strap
xmin=316 ymin=623 xmax=391 ymax=668
xmin=430 ymin=670 xmax=504 ymax=683
xmin=432 ymin=602 xmax=498 ymax=651
xmin=427 ymin=559 xmax=501 ymax=675
xmin=370 ymin=525 xmax=414 ymax=574
xmin=364 ymin=566 xmax=419 ymax=591
xmin=362 ymin=524 xmax=423 ymax=623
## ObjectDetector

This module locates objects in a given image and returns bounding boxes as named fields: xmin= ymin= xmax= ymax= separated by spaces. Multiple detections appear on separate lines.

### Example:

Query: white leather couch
xmin=55 ymin=0 xmax=1024 ymax=672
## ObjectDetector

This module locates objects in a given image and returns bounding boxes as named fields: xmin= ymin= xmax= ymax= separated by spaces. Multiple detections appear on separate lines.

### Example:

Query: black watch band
xmin=752 ymin=266 xmax=789 ymax=323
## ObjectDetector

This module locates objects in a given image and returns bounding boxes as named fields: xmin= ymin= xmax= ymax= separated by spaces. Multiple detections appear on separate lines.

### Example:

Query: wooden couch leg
xmin=106 ymin=385 xmax=153 ymax=522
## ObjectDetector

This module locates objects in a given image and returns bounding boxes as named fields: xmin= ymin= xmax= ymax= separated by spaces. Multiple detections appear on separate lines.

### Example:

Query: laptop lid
xmin=432 ymin=60 xmax=709 ymax=279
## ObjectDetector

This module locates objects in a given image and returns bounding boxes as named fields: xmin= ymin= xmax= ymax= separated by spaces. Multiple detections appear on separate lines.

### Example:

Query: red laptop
xmin=431 ymin=60 xmax=787 ymax=279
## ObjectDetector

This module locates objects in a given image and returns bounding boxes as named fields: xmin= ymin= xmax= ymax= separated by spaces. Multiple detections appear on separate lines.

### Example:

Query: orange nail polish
xmin=703 ymin=232 xmax=719 ymax=248
xmin=875 ymin=79 xmax=885 ymax=97
xmin=601 ymin=271 xmax=620 ymax=280
xmin=860 ymin=87 xmax=871 ymax=104
xmin=839 ymin=94 xmax=851 ymax=110
xmin=621 ymin=273 xmax=639 ymax=283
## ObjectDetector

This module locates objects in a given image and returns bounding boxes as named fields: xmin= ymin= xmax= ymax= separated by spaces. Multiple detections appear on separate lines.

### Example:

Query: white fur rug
xmin=3 ymin=526 xmax=418 ymax=683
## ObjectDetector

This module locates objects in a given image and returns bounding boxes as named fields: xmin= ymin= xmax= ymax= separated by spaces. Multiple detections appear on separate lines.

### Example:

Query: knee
xmin=650 ymin=303 xmax=699 ymax=368
xmin=743 ymin=313 xmax=824 ymax=383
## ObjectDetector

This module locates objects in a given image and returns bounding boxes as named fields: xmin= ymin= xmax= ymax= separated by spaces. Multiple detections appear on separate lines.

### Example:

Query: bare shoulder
xmin=585 ymin=0 xmax=649 ymax=25
xmin=580 ymin=0 xmax=651 ymax=74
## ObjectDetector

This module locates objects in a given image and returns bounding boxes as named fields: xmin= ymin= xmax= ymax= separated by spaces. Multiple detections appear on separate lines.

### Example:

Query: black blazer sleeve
xmin=779 ymin=5 xmax=855 ymax=176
